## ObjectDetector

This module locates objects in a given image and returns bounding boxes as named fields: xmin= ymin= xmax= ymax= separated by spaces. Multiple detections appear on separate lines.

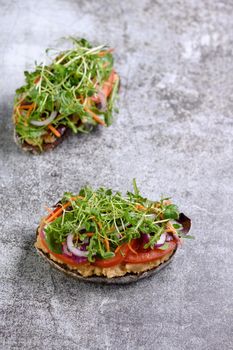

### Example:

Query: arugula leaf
xmin=164 ymin=204 xmax=179 ymax=220
xmin=45 ymin=230 xmax=62 ymax=254
xmin=173 ymin=223 xmax=182 ymax=229
xmin=157 ymin=242 xmax=169 ymax=250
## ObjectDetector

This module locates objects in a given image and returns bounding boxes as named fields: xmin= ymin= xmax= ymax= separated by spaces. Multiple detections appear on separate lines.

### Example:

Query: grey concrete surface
xmin=0 ymin=0 xmax=233 ymax=349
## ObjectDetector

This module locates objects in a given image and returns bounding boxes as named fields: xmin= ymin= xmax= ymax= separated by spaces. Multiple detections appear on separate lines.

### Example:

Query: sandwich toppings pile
xmin=35 ymin=181 xmax=192 ymax=279
xmin=13 ymin=38 xmax=119 ymax=153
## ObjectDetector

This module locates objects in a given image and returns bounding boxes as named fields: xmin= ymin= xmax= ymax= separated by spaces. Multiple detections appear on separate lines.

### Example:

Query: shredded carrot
xmin=84 ymin=106 xmax=106 ymax=126
xmin=115 ymin=245 xmax=123 ymax=254
xmin=45 ymin=196 xmax=83 ymax=223
xmin=90 ymin=70 xmax=117 ymax=105
xmin=34 ymin=76 xmax=41 ymax=84
xmin=101 ymin=70 xmax=116 ymax=98
xmin=128 ymin=242 xmax=138 ymax=255
xmin=45 ymin=201 xmax=72 ymax=223
xmin=70 ymin=196 xmax=83 ymax=201
xmin=135 ymin=204 xmax=147 ymax=211
xmin=86 ymin=232 xmax=94 ymax=237
xmin=97 ymin=222 xmax=103 ymax=229
xmin=98 ymin=48 xmax=114 ymax=57
xmin=18 ymin=105 xmax=32 ymax=110
xmin=104 ymin=237 xmax=110 ymax=252
xmin=18 ymin=105 xmax=31 ymax=110
xmin=26 ymin=106 xmax=35 ymax=119
xmin=16 ymin=103 xmax=36 ymax=125
xmin=93 ymin=219 xmax=102 ymax=230
xmin=48 ymin=124 xmax=61 ymax=138
xmin=79 ymin=95 xmax=84 ymax=104
xmin=18 ymin=103 xmax=36 ymax=110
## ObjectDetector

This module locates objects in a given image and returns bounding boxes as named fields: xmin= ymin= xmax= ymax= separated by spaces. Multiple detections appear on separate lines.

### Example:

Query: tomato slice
xmin=39 ymin=231 xmax=87 ymax=267
xmin=93 ymin=239 xmax=139 ymax=268
xmin=93 ymin=243 xmax=130 ymax=268
xmin=124 ymin=241 xmax=177 ymax=264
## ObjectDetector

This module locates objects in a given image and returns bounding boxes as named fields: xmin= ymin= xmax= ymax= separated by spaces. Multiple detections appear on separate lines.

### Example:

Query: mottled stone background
xmin=0 ymin=1 xmax=233 ymax=349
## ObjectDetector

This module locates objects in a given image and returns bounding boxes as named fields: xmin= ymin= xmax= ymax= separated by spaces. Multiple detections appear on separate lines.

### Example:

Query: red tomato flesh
xmin=124 ymin=241 xmax=177 ymax=264
xmin=93 ymin=243 xmax=130 ymax=268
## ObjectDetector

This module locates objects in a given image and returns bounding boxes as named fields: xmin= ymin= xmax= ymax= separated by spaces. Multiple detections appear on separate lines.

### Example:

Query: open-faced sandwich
xmin=13 ymin=38 xmax=119 ymax=153
xmin=35 ymin=181 xmax=192 ymax=284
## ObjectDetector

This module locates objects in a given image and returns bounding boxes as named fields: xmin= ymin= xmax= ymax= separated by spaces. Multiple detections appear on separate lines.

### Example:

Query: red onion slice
xmin=67 ymin=234 xmax=88 ymax=257
xmin=154 ymin=233 xmax=166 ymax=247
xmin=62 ymin=243 xmax=72 ymax=257
xmin=141 ymin=233 xmax=150 ymax=244
xmin=91 ymin=88 xmax=107 ymax=111
xmin=166 ymin=233 xmax=173 ymax=242
xmin=30 ymin=111 xmax=57 ymax=126
xmin=177 ymin=213 xmax=191 ymax=234
xmin=62 ymin=243 xmax=88 ymax=263
xmin=72 ymin=256 xmax=88 ymax=263
xmin=97 ymin=90 xmax=107 ymax=111
xmin=142 ymin=232 xmax=167 ymax=247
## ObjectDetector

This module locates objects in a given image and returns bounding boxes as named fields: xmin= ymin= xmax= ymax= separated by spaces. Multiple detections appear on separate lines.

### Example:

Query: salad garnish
xmin=13 ymin=38 xmax=119 ymax=151
xmin=40 ymin=180 xmax=192 ymax=264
